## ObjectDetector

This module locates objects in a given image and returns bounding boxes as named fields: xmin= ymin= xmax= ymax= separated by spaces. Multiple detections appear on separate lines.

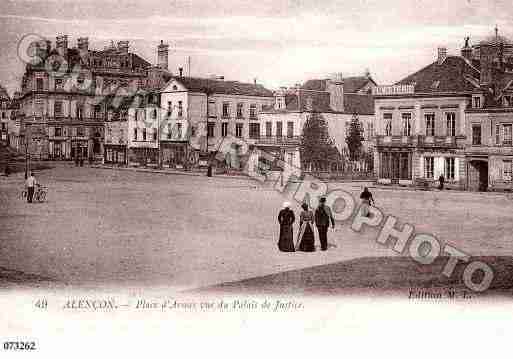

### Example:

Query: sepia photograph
xmin=0 ymin=0 xmax=512 ymax=357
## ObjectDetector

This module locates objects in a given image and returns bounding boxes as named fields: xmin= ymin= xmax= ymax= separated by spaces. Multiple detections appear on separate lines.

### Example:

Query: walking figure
xmin=360 ymin=187 xmax=375 ymax=217
xmin=25 ymin=172 xmax=37 ymax=203
xmin=277 ymin=202 xmax=295 ymax=252
xmin=438 ymin=174 xmax=445 ymax=190
xmin=315 ymin=197 xmax=335 ymax=251
xmin=296 ymin=203 xmax=315 ymax=252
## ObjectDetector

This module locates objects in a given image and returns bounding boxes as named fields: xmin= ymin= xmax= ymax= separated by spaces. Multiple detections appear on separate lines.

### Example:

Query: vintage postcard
xmin=0 ymin=0 xmax=512 ymax=357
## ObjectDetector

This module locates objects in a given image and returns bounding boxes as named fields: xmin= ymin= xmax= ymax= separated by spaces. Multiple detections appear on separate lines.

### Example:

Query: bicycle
xmin=21 ymin=185 xmax=47 ymax=202
xmin=34 ymin=185 xmax=47 ymax=202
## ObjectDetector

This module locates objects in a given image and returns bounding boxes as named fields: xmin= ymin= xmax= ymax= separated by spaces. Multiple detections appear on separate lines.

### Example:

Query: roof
xmin=286 ymin=91 xmax=332 ymax=112
xmin=395 ymin=56 xmax=480 ymax=93
xmin=343 ymin=94 xmax=374 ymax=115
xmin=170 ymin=77 xmax=274 ymax=97
xmin=301 ymin=76 xmax=376 ymax=93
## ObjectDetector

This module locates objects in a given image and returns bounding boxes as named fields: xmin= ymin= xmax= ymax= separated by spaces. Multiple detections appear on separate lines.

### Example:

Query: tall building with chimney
xmin=12 ymin=35 xmax=162 ymax=161
xmin=373 ymin=27 xmax=513 ymax=191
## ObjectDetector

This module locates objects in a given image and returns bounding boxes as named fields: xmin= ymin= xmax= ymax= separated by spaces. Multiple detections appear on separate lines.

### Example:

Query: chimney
xmin=56 ymin=35 xmax=68 ymax=57
xmin=437 ymin=47 xmax=447 ymax=65
xmin=461 ymin=36 xmax=472 ymax=60
xmin=480 ymin=43 xmax=495 ymax=85
xmin=157 ymin=40 xmax=169 ymax=70
xmin=326 ymin=73 xmax=344 ymax=112
xmin=179 ymin=67 xmax=183 ymax=78
xmin=254 ymin=78 xmax=257 ymax=85
xmin=77 ymin=37 xmax=89 ymax=59
xmin=117 ymin=40 xmax=129 ymax=54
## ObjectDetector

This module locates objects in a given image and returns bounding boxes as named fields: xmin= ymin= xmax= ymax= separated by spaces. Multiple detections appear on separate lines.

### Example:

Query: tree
xmin=300 ymin=112 xmax=337 ymax=171
xmin=346 ymin=112 xmax=364 ymax=162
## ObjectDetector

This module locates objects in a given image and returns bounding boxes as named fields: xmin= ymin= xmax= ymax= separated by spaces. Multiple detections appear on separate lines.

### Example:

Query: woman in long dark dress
xmin=297 ymin=203 xmax=315 ymax=252
xmin=360 ymin=187 xmax=375 ymax=217
xmin=277 ymin=202 xmax=295 ymax=252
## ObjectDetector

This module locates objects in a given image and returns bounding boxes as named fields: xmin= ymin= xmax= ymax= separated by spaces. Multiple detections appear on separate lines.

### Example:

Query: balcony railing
xmin=256 ymin=135 xmax=300 ymax=145
xmin=375 ymin=135 xmax=463 ymax=148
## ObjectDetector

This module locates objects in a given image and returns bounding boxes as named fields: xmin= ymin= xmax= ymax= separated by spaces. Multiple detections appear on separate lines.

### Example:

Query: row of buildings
xmin=2 ymin=28 xmax=513 ymax=191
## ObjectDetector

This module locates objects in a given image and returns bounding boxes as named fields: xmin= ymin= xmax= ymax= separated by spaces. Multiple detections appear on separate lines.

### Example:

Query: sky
xmin=0 ymin=0 xmax=512 ymax=96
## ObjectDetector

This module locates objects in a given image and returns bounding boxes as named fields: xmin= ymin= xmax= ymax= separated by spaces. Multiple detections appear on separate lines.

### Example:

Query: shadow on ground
xmin=192 ymin=256 xmax=513 ymax=297
xmin=0 ymin=266 xmax=56 ymax=288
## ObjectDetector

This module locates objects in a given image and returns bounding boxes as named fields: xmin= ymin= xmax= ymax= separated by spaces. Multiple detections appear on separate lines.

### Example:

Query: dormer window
xmin=473 ymin=96 xmax=481 ymax=108
xmin=276 ymin=96 xmax=285 ymax=110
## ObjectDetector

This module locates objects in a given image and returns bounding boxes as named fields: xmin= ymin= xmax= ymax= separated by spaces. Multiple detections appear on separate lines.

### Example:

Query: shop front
xmin=104 ymin=144 xmax=127 ymax=165
xmin=161 ymin=142 xmax=191 ymax=169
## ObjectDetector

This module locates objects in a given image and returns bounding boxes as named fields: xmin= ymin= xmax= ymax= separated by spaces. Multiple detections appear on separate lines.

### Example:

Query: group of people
xmin=277 ymin=187 xmax=375 ymax=252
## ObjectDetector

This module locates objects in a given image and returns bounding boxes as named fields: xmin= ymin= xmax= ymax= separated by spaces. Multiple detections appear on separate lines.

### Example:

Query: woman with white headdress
xmin=277 ymin=201 xmax=295 ymax=252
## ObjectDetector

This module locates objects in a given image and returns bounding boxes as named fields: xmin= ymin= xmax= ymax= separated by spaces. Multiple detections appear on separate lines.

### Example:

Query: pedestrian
xmin=360 ymin=187 xmax=375 ymax=217
xmin=315 ymin=197 xmax=335 ymax=251
xmin=25 ymin=171 xmax=37 ymax=203
xmin=296 ymin=203 xmax=315 ymax=252
xmin=438 ymin=174 xmax=445 ymax=190
xmin=4 ymin=164 xmax=10 ymax=177
xmin=277 ymin=201 xmax=295 ymax=252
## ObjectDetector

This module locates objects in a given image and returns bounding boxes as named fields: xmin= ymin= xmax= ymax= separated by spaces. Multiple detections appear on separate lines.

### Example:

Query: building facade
xmin=158 ymin=76 xmax=274 ymax=169
xmin=0 ymin=85 xmax=10 ymax=145
xmin=252 ymin=73 xmax=376 ymax=173
xmin=374 ymin=29 xmax=513 ymax=191
xmin=13 ymin=35 xmax=157 ymax=161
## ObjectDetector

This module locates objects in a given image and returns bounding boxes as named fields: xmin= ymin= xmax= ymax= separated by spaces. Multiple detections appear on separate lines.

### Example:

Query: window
xmin=207 ymin=123 xmax=215 ymax=137
xmin=496 ymin=124 xmax=501 ymax=145
xmin=55 ymin=127 xmax=62 ymax=137
xmin=287 ymin=121 xmax=294 ymax=137
xmin=266 ymin=121 xmax=272 ymax=137
xmin=402 ymin=113 xmax=411 ymax=136
xmin=221 ymin=122 xmax=228 ymax=137
xmin=503 ymin=124 xmax=512 ymax=146
xmin=425 ymin=113 xmax=435 ymax=136
xmin=208 ymin=100 xmax=216 ymax=116
xmin=384 ymin=113 xmax=392 ymax=136
xmin=36 ymin=78 xmax=44 ymax=91
xmin=167 ymin=101 xmax=172 ymax=117
xmin=237 ymin=103 xmax=243 ymax=118
xmin=445 ymin=157 xmax=455 ymax=180
xmin=167 ymin=123 xmax=172 ymax=139
xmin=153 ymin=128 xmax=158 ymax=141
xmin=55 ymin=78 xmax=64 ymax=90
xmin=472 ymin=125 xmax=482 ymax=145
xmin=503 ymin=160 xmax=512 ymax=181
xmin=446 ymin=112 xmax=456 ymax=136
xmin=177 ymin=123 xmax=182 ymax=138
xmin=77 ymin=126 xmax=84 ymax=137
xmin=424 ymin=157 xmax=434 ymax=178
xmin=222 ymin=102 xmax=230 ymax=118
xmin=120 ymin=129 xmax=124 ymax=142
xmin=249 ymin=104 xmax=257 ymax=119
xmin=276 ymin=121 xmax=283 ymax=137
xmin=178 ymin=101 xmax=183 ymax=117
xmin=1 ymin=123 xmax=5 ymax=130
xmin=1 ymin=112 xmax=5 ymax=119
xmin=249 ymin=123 xmax=260 ymax=139
xmin=142 ymin=128 xmax=147 ymax=141
xmin=54 ymin=101 xmax=63 ymax=116
xmin=235 ymin=123 xmax=243 ymax=138
xmin=276 ymin=97 xmax=285 ymax=109
xmin=152 ymin=108 xmax=157 ymax=119
xmin=287 ymin=153 xmax=294 ymax=166
xmin=133 ymin=128 xmax=138 ymax=141
xmin=473 ymin=96 xmax=481 ymax=108
xmin=76 ymin=104 xmax=83 ymax=120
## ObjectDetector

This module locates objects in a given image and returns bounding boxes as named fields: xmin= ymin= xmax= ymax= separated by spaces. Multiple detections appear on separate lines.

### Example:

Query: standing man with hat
xmin=315 ymin=197 xmax=335 ymax=251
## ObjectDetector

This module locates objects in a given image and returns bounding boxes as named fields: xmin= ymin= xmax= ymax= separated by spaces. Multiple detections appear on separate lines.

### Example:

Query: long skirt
xmin=297 ymin=223 xmax=315 ymax=252
xmin=361 ymin=199 xmax=371 ymax=217
xmin=278 ymin=224 xmax=295 ymax=252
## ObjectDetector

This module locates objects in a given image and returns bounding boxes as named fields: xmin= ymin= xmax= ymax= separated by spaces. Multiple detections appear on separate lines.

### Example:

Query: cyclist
xmin=25 ymin=172 xmax=37 ymax=203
